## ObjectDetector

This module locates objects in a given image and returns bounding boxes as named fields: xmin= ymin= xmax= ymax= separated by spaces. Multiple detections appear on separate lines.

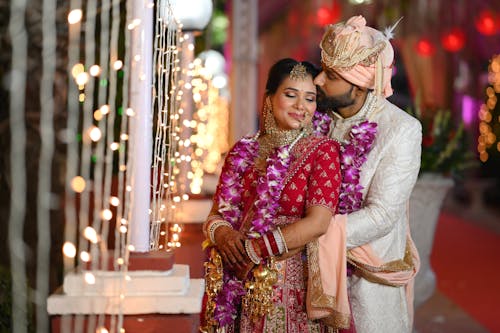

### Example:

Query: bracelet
xmin=275 ymin=227 xmax=288 ymax=253
xmin=255 ymin=237 xmax=269 ymax=258
xmin=208 ymin=220 xmax=232 ymax=244
xmin=203 ymin=215 xmax=223 ymax=236
xmin=262 ymin=234 xmax=274 ymax=257
xmin=245 ymin=239 xmax=262 ymax=265
xmin=267 ymin=231 xmax=280 ymax=255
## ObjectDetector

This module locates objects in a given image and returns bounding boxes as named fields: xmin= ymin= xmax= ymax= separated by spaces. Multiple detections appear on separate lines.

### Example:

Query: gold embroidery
xmin=307 ymin=241 xmax=351 ymax=329
xmin=320 ymin=24 xmax=386 ymax=72
xmin=347 ymin=237 xmax=417 ymax=287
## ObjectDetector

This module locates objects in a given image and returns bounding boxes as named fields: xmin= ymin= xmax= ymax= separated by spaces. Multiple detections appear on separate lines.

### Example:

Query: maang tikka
xmin=289 ymin=63 xmax=308 ymax=80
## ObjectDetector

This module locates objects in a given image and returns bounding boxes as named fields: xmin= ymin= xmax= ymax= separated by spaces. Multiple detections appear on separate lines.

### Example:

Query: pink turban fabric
xmin=320 ymin=15 xmax=395 ymax=97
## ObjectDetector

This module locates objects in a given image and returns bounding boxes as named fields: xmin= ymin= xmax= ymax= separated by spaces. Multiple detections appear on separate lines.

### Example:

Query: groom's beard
xmin=317 ymin=85 xmax=355 ymax=113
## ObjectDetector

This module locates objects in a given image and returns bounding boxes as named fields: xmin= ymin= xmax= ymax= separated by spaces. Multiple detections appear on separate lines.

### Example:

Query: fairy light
xmin=113 ymin=60 xmax=123 ymax=70
xmin=83 ymin=226 xmax=99 ymax=244
xmin=110 ymin=142 xmax=120 ymax=151
xmin=88 ymin=126 xmax=102 ymax=142
xmin=478 ymin=55 xmax=500 ymax=161
xmin=89 ymin=65 xmax=101 ymax=77
xmin=126 ymin=108 xmax=135 ymax=116
xmin=70 ymin=176 xmax=86 ymax=193
xmin=71 ymin=63 xmax=84 ymax=78
xmin=75 ymin=72 xmax=90 ymax=86
xmin=84 ymin=272 xmax=96 ymax=285
xmin=80 ymin=251 xmax=91 ymax=262
xmin=63 ymin=242 xmax=77 ymax=258
xmin=67 ymin=9 xmax=83 ymax=24
xmin=101 ymin=209 xmax=113 ymax=221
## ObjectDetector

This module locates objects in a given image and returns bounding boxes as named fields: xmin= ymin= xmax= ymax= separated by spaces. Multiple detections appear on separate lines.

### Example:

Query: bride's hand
xmin=214 ymin=226 xmax=247 ymax=267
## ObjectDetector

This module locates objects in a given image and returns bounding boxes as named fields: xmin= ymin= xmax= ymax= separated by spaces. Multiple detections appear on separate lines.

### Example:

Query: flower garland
xmin=212 ymin=131 xmax=303 ymax=326
xmin=312 ymin=112 xmax=377 ymax=214
xmin=338 ymin=120 xmax=377 ymax=214
xmin=312 ymin=111 xmax=332 ymax=136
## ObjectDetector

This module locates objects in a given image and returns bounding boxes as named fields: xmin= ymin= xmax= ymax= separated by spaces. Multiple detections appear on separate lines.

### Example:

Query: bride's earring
xmin=264 ymin=96 xmax=276 ymax=134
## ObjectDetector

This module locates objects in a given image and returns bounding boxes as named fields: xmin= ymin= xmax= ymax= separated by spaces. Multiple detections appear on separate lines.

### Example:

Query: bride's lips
xmin=289 ymin=112 xmax=305 ymax=122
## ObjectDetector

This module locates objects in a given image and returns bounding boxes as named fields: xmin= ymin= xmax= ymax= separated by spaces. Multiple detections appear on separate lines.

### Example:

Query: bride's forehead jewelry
xmin=290 ymin=63 xmax=308 ymax=80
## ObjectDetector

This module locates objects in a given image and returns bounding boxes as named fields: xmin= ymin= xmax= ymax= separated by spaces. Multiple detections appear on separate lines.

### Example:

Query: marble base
xmin=48 ymin=278 xmax=204 ymax=315
xmin=63 ymin=264 xmax=190 ymax=296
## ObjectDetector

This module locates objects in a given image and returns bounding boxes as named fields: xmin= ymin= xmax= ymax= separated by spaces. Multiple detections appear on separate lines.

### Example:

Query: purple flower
xmin=312 ymin=111 xmax=332 ymax=136
xmin=338 ymin=121 xmax=378 ymax=214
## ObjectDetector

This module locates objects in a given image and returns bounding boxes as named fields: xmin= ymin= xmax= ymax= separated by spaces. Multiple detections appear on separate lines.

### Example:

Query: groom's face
xmin=314 ymin=65 xmax=356 ymax=112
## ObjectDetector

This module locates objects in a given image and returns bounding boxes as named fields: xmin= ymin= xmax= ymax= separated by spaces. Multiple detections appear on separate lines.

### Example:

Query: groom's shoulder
xmin=375 ymin=99 xmax=421 ymax=132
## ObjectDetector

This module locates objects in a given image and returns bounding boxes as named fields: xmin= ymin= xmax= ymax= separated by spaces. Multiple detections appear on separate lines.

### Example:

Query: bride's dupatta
xmin=306 ymin=214 xmax=351 ymax=330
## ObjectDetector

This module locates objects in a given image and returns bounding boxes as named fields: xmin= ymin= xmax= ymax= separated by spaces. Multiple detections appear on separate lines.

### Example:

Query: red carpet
xmin=431 ymin=212 xmax=500 ymax=333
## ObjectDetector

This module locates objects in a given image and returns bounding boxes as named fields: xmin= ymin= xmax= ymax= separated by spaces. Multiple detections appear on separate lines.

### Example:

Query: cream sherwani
xmin=328 ymin=93 xmax=422 ymax=333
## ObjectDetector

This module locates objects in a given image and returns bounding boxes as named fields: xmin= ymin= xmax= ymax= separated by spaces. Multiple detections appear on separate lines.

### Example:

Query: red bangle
xmin=256 ymin=237 xmax=269 ymax=258
xmin=266 ymin=231 xmax=279 ymax=255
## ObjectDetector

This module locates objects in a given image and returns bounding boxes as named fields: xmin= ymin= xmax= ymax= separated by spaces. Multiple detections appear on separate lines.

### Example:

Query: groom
xmin=314 ymin=15 xmax=422 ymax=333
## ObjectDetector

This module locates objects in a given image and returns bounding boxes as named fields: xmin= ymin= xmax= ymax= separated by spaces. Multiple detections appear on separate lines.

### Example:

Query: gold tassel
xmin=200 ymin=248 xmax=224 ymax=333
xmin=242 ymin=258 xmax=278 ymax=322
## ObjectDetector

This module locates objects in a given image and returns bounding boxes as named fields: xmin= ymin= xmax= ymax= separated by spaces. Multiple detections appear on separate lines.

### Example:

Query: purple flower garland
xmin=312 ymin=112 xmax=378 ymax=214
xmin=213 ymin=135 xmax=296 ymax=326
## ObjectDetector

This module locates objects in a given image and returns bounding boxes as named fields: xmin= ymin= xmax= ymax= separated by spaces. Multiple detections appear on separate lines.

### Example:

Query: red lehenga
xmin=211 ymin=135 xmax=343 ymax=333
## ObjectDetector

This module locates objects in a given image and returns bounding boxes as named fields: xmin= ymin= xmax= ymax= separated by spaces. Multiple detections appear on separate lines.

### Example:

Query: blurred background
xmin=1 ymin=0 xmax=499 ymax=332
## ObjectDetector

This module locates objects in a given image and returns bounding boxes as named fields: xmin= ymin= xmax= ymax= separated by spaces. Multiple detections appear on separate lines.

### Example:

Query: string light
xmin=70 ymin=176 xmax=86 ymax=193
xmin=80 ymin=251 xmax=91 ymax=262
xmin=83 ymin=227 xmax=99 ymax=244
xmin=84 ymin=272 xmax=96 ymax=285
xmin=88 ymin=126 xmax=102 ymax=142
xmin=89 ymin=65 xmax=101 ymax=77
xmin=101 ymin=209 xmax=113 ymax=221
xmin=67 ymin=9 xmax=83 ymax=24
xmin=478 ymin=55 xmax=500 ymax=162
xmin=62 ymin=242 xmax=77 ymax=258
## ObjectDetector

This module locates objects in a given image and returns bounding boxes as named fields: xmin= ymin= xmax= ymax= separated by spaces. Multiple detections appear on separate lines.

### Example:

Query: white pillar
xmin=128 ymin=0 xmax=154 ymax=252
xmin=230 ymin=0 xmax=258 ymax=143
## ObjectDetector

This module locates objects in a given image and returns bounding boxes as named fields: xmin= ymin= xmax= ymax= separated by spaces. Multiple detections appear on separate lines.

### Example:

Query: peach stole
xmin=306 ymin=213 xmax=420 ymax=330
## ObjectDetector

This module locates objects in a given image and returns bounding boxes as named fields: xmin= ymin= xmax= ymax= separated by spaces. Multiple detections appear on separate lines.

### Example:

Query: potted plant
xmin=406 ymin=103 xmax=476 ymax=307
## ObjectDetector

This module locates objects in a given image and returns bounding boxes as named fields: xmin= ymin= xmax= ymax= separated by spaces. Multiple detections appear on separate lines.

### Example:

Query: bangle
xmin=255 ymin=237 xmax=269 ymax=258
xmin=275 ymin=227 xmax=288 ymax=253
xmin=266 ymin=231 xmax=280 ymax=255
xmin=208 ymin=220 xmax=232 ymax=244
xmin=203 ymin=215 xmax=223 ymax=236
xmin=245 ymin=239 xmax=261 ymax=265
xmin=262 ymin=234 xmax=274 ymax=257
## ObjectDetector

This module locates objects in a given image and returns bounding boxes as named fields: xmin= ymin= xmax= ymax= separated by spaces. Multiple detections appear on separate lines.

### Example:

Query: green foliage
xmin=406 ymin=103 xmax=477 ymax=178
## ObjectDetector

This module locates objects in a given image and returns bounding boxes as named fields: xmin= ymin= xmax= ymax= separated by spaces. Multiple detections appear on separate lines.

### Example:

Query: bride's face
xmin=270 ymin=75 xmax=317 ymax=130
